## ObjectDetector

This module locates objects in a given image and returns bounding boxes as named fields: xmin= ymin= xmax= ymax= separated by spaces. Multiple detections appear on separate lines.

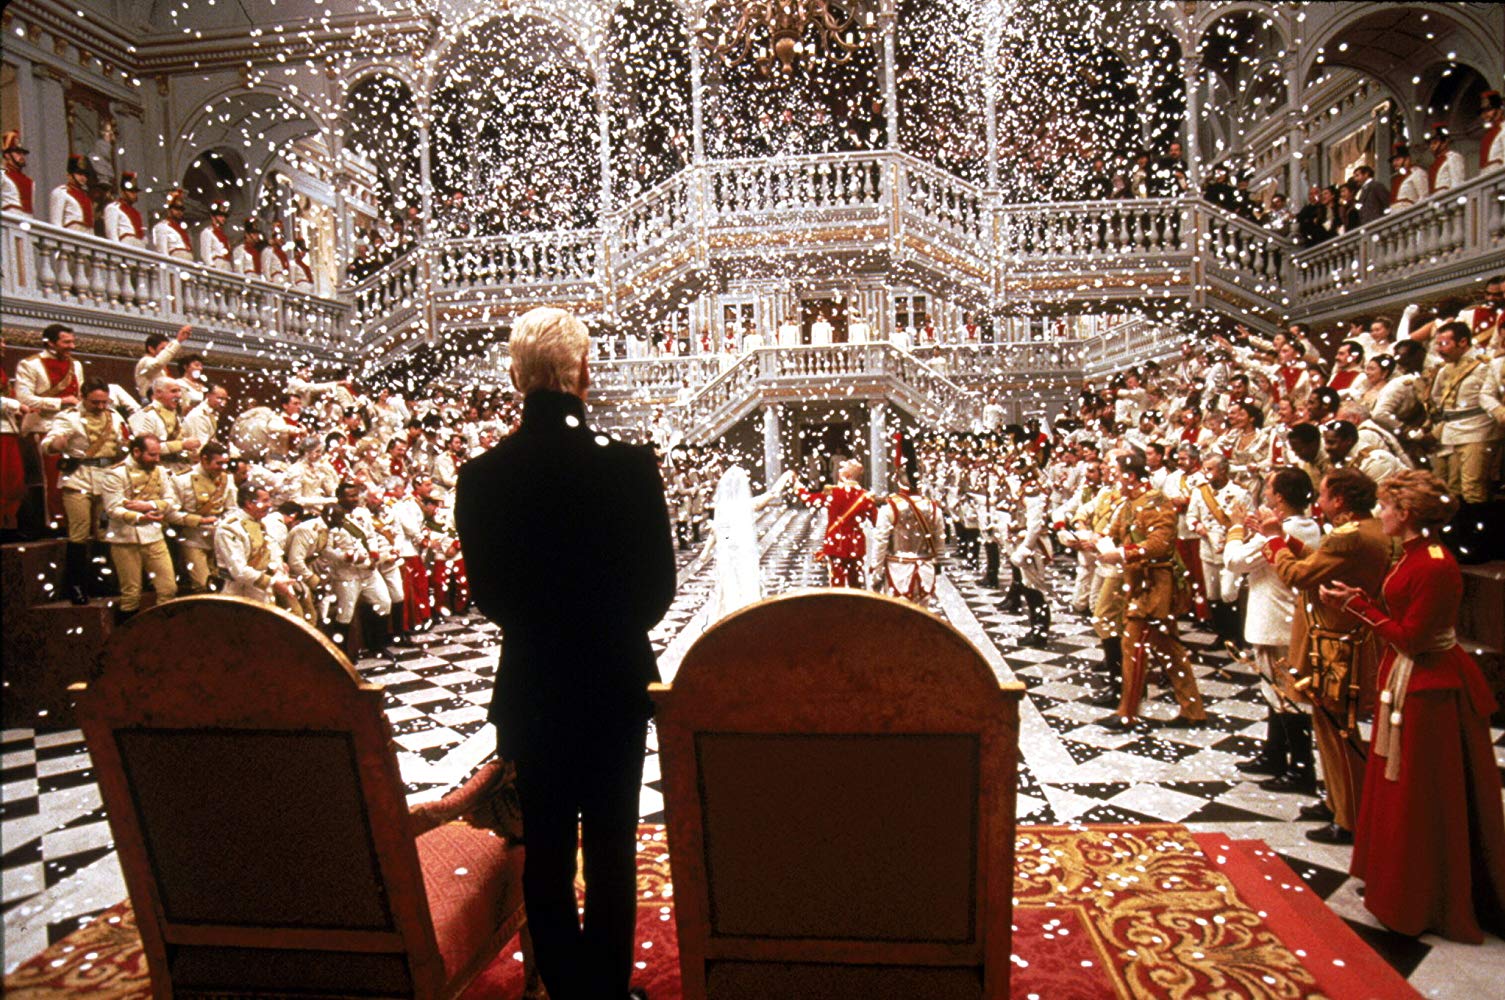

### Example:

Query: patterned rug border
xmin=5 ymin=822 xmax=1401 ymax=1000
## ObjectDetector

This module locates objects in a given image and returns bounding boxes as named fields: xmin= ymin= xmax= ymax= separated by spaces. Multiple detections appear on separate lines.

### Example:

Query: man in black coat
xmin=1350 ymin=164 xmax=1390 ymax=226
xmin=455 ymin=306 xmax=676 ymax=1000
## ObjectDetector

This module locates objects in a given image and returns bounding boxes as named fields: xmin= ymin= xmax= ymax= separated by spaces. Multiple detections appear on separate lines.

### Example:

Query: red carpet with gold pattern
xmin=3 ymin=824 xmax=1417 ymax=999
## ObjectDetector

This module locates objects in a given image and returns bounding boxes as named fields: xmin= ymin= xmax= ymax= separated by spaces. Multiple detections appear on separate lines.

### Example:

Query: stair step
xmin=2 ymin=539 xmax=68 ymax=609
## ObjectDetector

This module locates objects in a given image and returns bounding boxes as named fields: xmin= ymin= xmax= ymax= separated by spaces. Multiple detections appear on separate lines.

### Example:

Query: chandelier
xmin=699 ymin=1 xmax=871 ymax=78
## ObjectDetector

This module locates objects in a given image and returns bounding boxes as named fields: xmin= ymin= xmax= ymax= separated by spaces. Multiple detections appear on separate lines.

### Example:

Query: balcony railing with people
xmin=1290 ymin=170 xmax=1505 ymax=314
xmin=2 ymin=212 xmax=350 ymax=358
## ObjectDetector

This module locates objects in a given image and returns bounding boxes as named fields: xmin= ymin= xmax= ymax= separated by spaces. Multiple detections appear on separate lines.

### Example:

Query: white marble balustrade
xmin=1291 ymin=171 xmax=1505 ymax=303
xmin=3 ymin=212 xmax=349 ymax=357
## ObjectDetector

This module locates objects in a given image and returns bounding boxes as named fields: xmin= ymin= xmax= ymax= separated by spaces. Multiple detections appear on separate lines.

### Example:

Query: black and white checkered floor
xmin=4 ymin=504 xmax=1504 ymax=996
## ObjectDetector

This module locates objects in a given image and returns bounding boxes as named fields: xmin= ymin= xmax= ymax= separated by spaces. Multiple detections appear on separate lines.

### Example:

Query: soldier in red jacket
xmin=798 ymin=458 xmax=877 ymax=588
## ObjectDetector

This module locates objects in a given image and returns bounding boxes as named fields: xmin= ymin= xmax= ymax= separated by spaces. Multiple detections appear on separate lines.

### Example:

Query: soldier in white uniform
xmin=152 ymin=191 xmax=195 ymax=261
xmin=1185 ymin=455 xmax=1250 ymax=644
xmin=324 ymin=481 xmax=394 ymax=656
xmin=232 ymin=217 xmax=265 ymax=278
xmin=133 ymin=325 xmax=191 ymax=403
xmin=1387 ymin=144 xmax=1428 ymax=210
xmin=171 ymin=441 xmax=233 ymax=593
xmin=128 ymin=376 xmax=201 ymax=472
xmin=49 ymin=155 xmax=95 ymax=232
xmin=1008 ymin=460 xmax=1054 ymax=647
xmin=430 ymin=432 xmax=467 ymax=497
xmin=41 ymin=378 xmax=127 ymax=603
xmin=1429 ymin=321 xmax=1500 ymax=502
xmin=1 ymin=131 xmax=35 ymax=215
xmin=198 ymin=201 xmax=235 ymax=270
xmin=290 ymin=237 xmax=317 ymax=294
xmin=102 ymin=172 xmax=146 ymax=247
xmin=102 ymin=434 xmax=180 ymax=619
xmin=284 ymin=506 xmax=331 ymax=623
xmin=870 ymin=437 xmax=945 ymax=605
xmin=262 ymin=221 xmax=292 ymax=285
xmin=1221 ymin=466 xmax=1323 ymax=784
xmin=14 ymin=324 xmax=86 ymax=528
xmin=1053 ymin=459 xmax=1104 ymax=614
xmin=1425 ymin=126 xmax=1467 ymax=196
xmin=215 ymin=482 xmax=298 ymax=607
xmin=182 ymin=383 xmax=230 ymax=447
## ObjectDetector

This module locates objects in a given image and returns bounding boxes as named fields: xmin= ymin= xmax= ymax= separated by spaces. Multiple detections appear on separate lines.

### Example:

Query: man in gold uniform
xmin=41 ymin=377 xmax=126 ymax=603
xmin=172 ymin=440 xmax=232 ymax=592
xmin=1264 ymin=466 xmax=1392 ymax=844
xmin=102 ymin=434 xmax=180 ymax=620
xmin=1101 ymin=452 xmax=1207 ymax=728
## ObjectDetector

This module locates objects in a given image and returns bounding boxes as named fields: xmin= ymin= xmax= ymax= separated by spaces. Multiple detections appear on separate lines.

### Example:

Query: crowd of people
xmin=0 ymin=321 xmax=738 ymax=665
xmin=779 ymin=275 xmax=1505 ymax=944
xmin=0 ymin=134 xmax=322 ymax=292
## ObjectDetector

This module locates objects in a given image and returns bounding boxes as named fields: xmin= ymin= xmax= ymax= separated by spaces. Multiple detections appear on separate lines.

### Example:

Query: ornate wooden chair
xmin=651 ymin=590 xmax=1025 ymax=1000
xmin=71 ymin=595 xmax=531 ymax=999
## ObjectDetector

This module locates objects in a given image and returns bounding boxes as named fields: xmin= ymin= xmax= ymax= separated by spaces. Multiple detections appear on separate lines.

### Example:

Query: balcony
xmin=6 ymin=156 xmax=1501 ymax=433
xmin=2 ymin=213 xmax=350 ymax=363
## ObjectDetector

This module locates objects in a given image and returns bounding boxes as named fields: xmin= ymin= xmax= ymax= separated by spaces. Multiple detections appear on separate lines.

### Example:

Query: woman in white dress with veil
xmin=707 ymin=466 xmax=792 ymax=621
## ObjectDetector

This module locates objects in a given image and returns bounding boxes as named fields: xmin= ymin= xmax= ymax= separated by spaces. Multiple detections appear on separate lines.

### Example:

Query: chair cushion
xmin=416 ymin=822 xmax=524 ymax=983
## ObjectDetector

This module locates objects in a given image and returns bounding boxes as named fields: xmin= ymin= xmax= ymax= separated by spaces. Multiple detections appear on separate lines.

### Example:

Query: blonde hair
xmin=509 ymin=307 xmax=590 ymax=396
xmin=1377 ymin=469 xmax=1458 ymax=529
xmin=840 ymin=459 xmax=864 ymax=481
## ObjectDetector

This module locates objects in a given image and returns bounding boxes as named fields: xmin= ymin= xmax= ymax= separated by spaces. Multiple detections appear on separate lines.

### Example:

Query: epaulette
xmin=1428 ymin=544 xmax=1446 ymax=560
xmin=1334 ymin=522 xmax=1358 ymax=534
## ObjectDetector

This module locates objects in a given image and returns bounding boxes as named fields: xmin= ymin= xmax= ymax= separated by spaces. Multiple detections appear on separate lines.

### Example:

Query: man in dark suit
xmin=1350 ymin=164 xmax=1390 ymax=226
xmin=455 ymin=307 xmax=676 ymax=1000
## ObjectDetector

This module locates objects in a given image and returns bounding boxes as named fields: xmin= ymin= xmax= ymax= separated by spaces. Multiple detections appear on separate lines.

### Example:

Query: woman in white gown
xmin=707 ymin=466 xmax=792 ymax=621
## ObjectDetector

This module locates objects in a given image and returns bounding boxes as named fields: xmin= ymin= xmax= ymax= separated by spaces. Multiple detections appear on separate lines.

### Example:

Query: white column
xmin=869 ymin=401 xmax=888 ymax=493
xmin=762 ymin=403 xmax=782 ymax=483
xmin=596 ymin=71 xmax=613 ymax=223
xmin=417 ymin=110 xmax=433 ymax=229
xmin=689 ymin=36 xmax=706 ymax=163
xmin=983 ymin=0 xmax=1001 ymax=190
xmin=1183 ymin=57 xmax=1203 ymax=192
xmin=881 ymin=0 xmax=899 ymax=150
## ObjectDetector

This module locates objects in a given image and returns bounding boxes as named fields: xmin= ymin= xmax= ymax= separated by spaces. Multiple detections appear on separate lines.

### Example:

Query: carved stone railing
xmin=701 ymin=152 xmax=887 ymax=220
xmin=589 ymin=356 xmax=723 ymax=399
xmin=1289 ymin=170 xmax=1505 ymax=318
xmin=2 ymin=212 xmax=349 ymax=359
xmin=1079 ymin=316 xmax=1180 ymax=377
xmin=910 ymin=342 xmax=1084 ymax=383
xmin=658 ymin=343 xmax=981 ymax=441
xmin=998 ymin=198 xmax=1189 ymax=263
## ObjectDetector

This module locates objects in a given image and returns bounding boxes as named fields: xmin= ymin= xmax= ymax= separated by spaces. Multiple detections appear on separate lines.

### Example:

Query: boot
xmin=1089 ymin=638 xmax=1123 ymax=706
xmin=389 ymin=609 xmax=411 ymax=646
xmin=1021 ymin=589 xmax=1048 ymax=647
xmin=65 ymin=542 xmax=91 ymax=605
xmin=353 ymin=604 xmax=390 ymax=660
xmin=1235 ymin=708 xmax=1289 ymax=776
xmin=1259 ymin=713 xmax=1316 ymax=794
xmin=692 ymin=522 xmax=702 ymax=544
xmin=1001 ymin=566 xmax=1023 ymax=613
xmin=982 ymin=541 xmax=1000 ymax=588
xmin=675 ymin=522 xmax=688 ymax=551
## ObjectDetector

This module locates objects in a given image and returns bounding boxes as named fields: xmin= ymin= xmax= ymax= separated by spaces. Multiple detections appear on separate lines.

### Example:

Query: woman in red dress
xmin=1320 ymin=470 xmax=1505 ymax=943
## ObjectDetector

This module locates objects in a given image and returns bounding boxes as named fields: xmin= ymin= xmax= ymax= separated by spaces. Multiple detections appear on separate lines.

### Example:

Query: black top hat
xmin=1 ymin=130 xmax=28 ymax=155
xmin=210 ymin=200 xmax=231 ymax=216
xmin=66 ymin=154 xmax=89 ymax=175
xmin=120 ymin=171 xmax=138 ymax=192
